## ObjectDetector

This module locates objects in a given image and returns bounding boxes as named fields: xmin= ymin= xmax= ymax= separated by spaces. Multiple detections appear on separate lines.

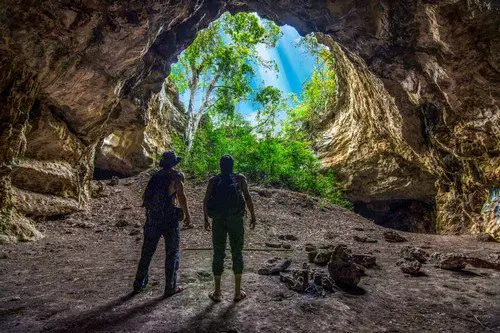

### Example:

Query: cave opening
xmin=162 ymin=12 xmax=351 ymax=208
xmin=92 ymin=10 xmax=439 ymax=233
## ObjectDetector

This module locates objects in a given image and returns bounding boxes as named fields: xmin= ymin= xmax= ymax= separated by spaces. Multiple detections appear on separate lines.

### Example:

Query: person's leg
xmin=134 ymin=222 xmax=162 ymax=291
xmin=210 ymin=218 xmax=227 ymax=301
xmin=227 ymin=216 xmax=245 ymax=300
xmin=163 ymin=224 xmax=182 ymax=296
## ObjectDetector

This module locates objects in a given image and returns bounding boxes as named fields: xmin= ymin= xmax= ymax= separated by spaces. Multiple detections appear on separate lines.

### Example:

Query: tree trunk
xmin=184 ymin=73 xmax=220 ymax=155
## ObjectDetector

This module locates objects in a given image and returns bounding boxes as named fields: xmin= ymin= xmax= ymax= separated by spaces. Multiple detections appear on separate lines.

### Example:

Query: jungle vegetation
xmin=168 ymin=12 xmax=350 ymax=208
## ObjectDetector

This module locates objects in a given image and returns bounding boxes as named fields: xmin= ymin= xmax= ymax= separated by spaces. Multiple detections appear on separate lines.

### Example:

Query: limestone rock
xmin=94 ymin=81 xmax=186 ymax=177
xmin=397 ymin=259 xmax=425 ymax=276
xmin=400 ymin=246 xmax=429 ymax=263
xmin=383 ymin=231 xmax=408 ymax=243
xmin=313 ymin=250 xmax=332 ymax=266
xmin=258 ymin=257 xmax=292 ymax=275
xmin=327 ymin=245 xmax=365 ymax=288
xmin=352 ymin=254 xmax=377 ymax=269
xmin=13 ymin=188 xmax=80 ymax=217
xmin=435 ymin=253 xmax=467 ymax=270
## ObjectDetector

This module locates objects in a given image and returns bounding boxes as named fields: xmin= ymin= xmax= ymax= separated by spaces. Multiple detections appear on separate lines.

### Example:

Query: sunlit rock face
xmin=94 ymin=81 xmax=186 ymax=177
xmin=0 ymin=0 xmax=498 ymax=240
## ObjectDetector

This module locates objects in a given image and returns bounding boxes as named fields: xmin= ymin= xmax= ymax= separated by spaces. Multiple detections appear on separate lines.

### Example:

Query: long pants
xmin=134 ymin=214 xmax=180 ymax=293
xmin=212 ymin=215 xmax=244 ymax=275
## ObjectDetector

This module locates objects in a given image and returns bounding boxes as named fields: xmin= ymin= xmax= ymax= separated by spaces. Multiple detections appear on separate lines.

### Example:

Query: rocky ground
xmin=0 ymin=171 xmax=499 ymax=333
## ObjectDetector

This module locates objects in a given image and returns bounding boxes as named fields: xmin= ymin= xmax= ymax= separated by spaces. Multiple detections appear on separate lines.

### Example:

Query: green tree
xmin=168 ymin=12 xmax=281 ymax=154
xmin=286 ymin=35 xmax=337 ymax=139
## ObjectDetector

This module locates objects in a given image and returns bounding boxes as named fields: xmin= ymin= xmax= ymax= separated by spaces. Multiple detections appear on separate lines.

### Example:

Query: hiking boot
xmin=133 ymin=284 xmax=146 ymax=294
xmin=133 ymin=279 xmax=149 ymax=294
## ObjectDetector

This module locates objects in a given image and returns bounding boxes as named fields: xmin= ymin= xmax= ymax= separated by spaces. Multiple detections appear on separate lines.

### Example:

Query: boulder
xmin=383 ymin=231 xmax=407 ymax=243
xmin=435 ymin=253 xmax=467 ymax=270
xmin=313 ymin=250 xmax=333 ymax=266
xmin=327 ymin=245 xmax=365 ymax=288
xmin=400 ymin=246 xmax=429 ymax=263
xmin=397 ymin=259 xmax=425 ymax=276
xmin=352 ymin=254 xmax=377 ymax=269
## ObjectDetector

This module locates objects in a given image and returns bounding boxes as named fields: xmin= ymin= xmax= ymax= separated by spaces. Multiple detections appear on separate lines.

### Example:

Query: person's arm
xmin=175 ymin=174 xmax=191 ymax=225
xmin=203 ymin=177 xmax=215 ymax=231
xmin=240 ymin=175 xmax=256 ymax=230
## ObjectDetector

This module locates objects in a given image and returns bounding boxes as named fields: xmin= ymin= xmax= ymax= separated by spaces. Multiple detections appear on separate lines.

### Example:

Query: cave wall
xmin=94 ymin=80 xmax=186 ymax=177
xmin=312 ymin=38 xmax=438 ymax=232
xmin=0 ymin=0 xmax=498 ymax=241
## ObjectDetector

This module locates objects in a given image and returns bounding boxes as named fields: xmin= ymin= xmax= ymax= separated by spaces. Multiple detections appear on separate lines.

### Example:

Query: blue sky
xmin=178 ymin=21 xmax=320 ymax=122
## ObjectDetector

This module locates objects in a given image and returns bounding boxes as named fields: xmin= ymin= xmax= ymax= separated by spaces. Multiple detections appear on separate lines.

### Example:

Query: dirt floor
xmin=1 ymin=171 xmax=499 ymax=332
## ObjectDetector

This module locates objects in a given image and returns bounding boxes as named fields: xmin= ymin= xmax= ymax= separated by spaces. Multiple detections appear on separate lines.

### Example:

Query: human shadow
xmin=180 ymin=302 xmax=237 ymax=333
xmin=46 ymin=292 xmax=164 ymax=332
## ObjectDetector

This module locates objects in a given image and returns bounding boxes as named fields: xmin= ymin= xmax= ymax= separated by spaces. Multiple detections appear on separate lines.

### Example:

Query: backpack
xmin=143 ymin=170 xmax=179 ymax=220
xmin=207 ymin=173 xmax=246 ymax=218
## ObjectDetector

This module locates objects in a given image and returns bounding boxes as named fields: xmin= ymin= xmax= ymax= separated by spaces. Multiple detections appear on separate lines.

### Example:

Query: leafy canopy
xmin=168 ymin=12 xmax=282 ymax=149
xmin=168 ymin=14 xmax=349 ymax=208
xmin=285 ymin=35 xmax=338 ymax=139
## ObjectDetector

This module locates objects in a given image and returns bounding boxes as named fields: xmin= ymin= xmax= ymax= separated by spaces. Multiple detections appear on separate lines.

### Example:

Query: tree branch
xmin=199 ymin=72 xmax=221 ymax=114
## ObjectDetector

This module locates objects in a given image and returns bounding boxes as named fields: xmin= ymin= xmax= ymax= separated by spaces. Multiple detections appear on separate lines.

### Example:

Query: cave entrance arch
xmin=94 ymin=8 xmax=438 ymax=233
xmin=1 ymin=1 xmax=497 ymax=242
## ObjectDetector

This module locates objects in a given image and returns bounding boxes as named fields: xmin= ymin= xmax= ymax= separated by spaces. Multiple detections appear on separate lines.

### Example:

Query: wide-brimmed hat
xmin=159 ymin=151 xmax=182 ymax=169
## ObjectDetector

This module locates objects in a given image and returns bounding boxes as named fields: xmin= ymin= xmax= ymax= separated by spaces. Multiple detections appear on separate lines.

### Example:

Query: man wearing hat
xmin=133 ymin=151 xmax=192 ymax=297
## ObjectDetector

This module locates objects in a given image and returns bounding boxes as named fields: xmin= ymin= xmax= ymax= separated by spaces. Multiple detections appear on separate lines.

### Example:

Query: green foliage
xmin=169 ymin=19 xmax=350 ymax=208
xmin=172 ymin=116 xmax=352 ymax=209
xmin=288 ymin=35 xmax=338 ymax=137
xmin=168 ymin=12 xmax=283 ymax=151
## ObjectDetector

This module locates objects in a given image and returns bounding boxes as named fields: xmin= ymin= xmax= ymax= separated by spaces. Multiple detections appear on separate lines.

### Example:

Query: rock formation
xmin=0 ymin=0 xmax=498 ymax=241
xmin=94 ymin=80 xmax=186 ymax=177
